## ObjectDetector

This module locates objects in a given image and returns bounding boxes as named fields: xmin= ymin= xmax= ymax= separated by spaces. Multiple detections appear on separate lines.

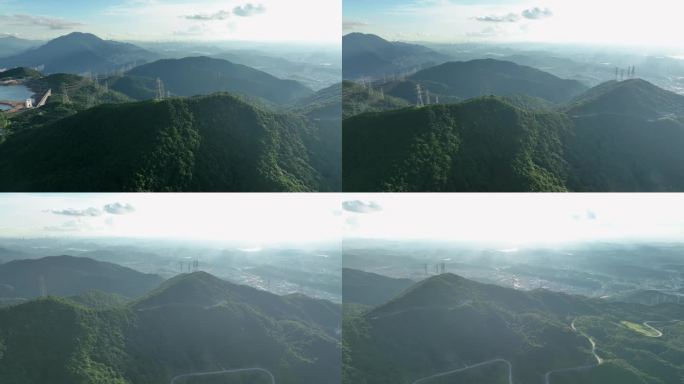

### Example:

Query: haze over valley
xmin=342 ymin=194 xmax=684 ymax=383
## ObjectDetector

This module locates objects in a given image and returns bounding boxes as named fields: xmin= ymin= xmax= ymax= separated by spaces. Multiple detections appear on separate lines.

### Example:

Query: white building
xmin=25 ymin=98 xmax=33 ymax=108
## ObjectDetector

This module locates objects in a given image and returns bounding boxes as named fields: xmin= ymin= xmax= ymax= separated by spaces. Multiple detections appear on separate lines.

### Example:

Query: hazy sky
xmin=0 ymin=194 xmax=342 ymax=245
xmin=344 ymin=0 xmax=684 ymax=47
xmin=0 ymin=0 xmax=340 ymax=42
xmin=342 ymin=194 xmax=684 ymax=245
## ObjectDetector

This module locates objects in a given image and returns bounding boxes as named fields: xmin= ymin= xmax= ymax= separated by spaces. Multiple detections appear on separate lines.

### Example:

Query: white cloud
xmin=0 ymin=14 xmax=83 ymax=30
xmin=49 ymin=207 xmax=102 ymax=217
xmin=476 ymin=13 xmax=520 ymax=23
xmin=103 ymin=203 xmax=135 ymax=215
xmin=233 ymin=3 xmax=266 ymax=17
xmin=522 ymin=7 xmax=553 ymax=20
xmin=185 ymin=10 xmax=231 ymax=21
xmin=342 ymin=200 xmax=382 ymax=214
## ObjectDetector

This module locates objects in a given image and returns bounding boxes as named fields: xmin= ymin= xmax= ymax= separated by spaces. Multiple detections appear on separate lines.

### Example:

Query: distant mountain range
xmin=343 ymin=33 xmax=448 ymax=80
xmin=344 ymin=272 xmax=684 ymax=384
xmin=0 ymin=92 xmax=339 ymax=191
xmin=0 ymin=32 xmax=158 ymax=74
xmin=344 ymin=76 xmax=684 ymax=191
xmin=0 ymin=255 xmax=162 ymax=300
xmin=213 ymin=49 xmax=341 ymax=91
xmin=0 ymin=36 xmax=42 ymax=59
xmin=0 ymin=264 xmax=341 ymax=384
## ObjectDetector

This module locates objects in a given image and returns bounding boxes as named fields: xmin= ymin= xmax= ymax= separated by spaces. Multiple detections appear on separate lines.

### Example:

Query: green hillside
xmin=344 ymin=79 xmax=684 ymax=192
xmin=0 ymin=93 xmax=338 ymax=192
xmin=0 ymin=67 xmax=41 ymax=80
xmin=343 ymin=273 xmax=684 ymax=384
xmin=7 ymin=73 xmax=133 ymax=133
xmin=0 ymin=271 xmax=341 ymax=384
xmin=343 ymin=97 xmax=572 ymax=192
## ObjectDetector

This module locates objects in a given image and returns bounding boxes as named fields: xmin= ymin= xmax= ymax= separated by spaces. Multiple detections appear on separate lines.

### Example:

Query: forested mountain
xmin=0 ymin=270 xmax=341 ymax=384
xmin=0 ymin=32 xmax=156 ymax=74
xmin=119 ymin=56 xmax=313 ymax=104
xmin=343 ymin=273 xmax=684 ymax=384
xmin=0 ymin=93 xmax=338 ymax=192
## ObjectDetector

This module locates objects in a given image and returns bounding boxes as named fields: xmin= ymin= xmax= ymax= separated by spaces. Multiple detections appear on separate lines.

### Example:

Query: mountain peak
xmin=568 ymin=77 xmax=684 ymax=118
xmin=55 ymin=31 xmax=102 ymax=42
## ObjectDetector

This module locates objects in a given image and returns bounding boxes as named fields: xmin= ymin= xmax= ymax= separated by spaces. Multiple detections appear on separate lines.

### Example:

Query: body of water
xmin=0 ymin=84 xmax=33 ymax=101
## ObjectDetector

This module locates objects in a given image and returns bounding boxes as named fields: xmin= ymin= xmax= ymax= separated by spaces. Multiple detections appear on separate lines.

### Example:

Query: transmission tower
xmin=425 ymin=89 xmax=431 ymax=105
xmin=39 ymin=275 xmax=46 ymax=297
xmin=60 ymin=84 xmax=70 ymax=104
xmin=416 ymin=84 xmax=424 ymax=107
xmin=156 ymin=78 xmax=165 ymax=101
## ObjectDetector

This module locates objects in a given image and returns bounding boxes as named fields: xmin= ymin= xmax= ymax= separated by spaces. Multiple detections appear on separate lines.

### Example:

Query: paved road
xmin=170 ymin=367 xmax=275 ymax=384
xmin=545 ymin=318 xmax=602 ymax=384
xmin=643 ymin=320 xmax=681 ymax=338
xmin=411 ymin=358 xmax=513 ymax=384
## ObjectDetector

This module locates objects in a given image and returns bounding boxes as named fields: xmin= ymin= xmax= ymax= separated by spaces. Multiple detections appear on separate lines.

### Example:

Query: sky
xmin=0 ymin=0 xmax=340 ymax=43
xmin=5 ymin=193 xmax=684 ymax=248
xmin=0 ymin=194 xmax=342 ymax=245
xmin=344 ymin=0 xmax=684 ymax=47
xmin=342 ymin=194 xmax=684 ymax=246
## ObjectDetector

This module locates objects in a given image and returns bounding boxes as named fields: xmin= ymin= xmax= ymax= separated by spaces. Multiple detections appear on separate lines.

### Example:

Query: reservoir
xmin=0 ymin=84 xmax=33 ymax=102
xmin=0 ymin=84 xmax=33 ymax=112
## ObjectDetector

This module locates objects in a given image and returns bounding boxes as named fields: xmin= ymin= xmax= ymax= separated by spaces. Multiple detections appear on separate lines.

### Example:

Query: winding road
xmin=642 ymin=320 xmax=682 ymax=337
xmin=411 ymin=358 xmax=513 ymax=384
xmin=544 ymin=318 xmax=603 ymax=384
xmin=169 ymin=367 xmax=275 ymax=384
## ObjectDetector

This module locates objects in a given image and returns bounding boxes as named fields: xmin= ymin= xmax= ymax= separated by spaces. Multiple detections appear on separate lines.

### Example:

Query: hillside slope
xmin=123 ymin=56 xmax=313 ymax=104
xmin=342 ymin=268 xmax=414 ymax=306
xmin=343 ymin=97 xmax=572 ymax=192
xmin=0 ymin=255 xmax=162 ymax=299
